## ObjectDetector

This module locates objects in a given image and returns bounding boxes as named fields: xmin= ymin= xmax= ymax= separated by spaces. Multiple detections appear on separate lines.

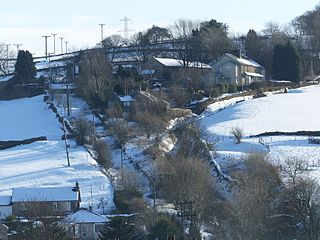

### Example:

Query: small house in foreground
xmin=12 ymin=182 xmax=81 ymax=218
xmin=213 ymin=53 xmax=265 ymax=86
xmin=62 ymin=208 xmax=108 ymax=240
xmin=0 ymin=196 xmax=12 ymax=220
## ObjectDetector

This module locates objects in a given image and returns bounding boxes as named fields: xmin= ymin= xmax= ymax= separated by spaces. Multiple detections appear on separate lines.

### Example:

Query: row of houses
xmin=0 ymin=183 xmax=111 ymax=240
xmin=139 ymin=53 xmax=265 ymax=87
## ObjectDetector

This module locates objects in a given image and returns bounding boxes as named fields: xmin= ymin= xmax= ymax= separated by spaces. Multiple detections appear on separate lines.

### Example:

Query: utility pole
xmin=51 ymin=33 xmax=57 ymax=55
xmin=62 ymin=118 xmax=71 ymax=167
xmin=60 ymin=37 xmax=64 ymax=54
xmin=42 ymin=35 xmax=51 ymax=59
xmin=4 ymin=44 xmax=10 ymax=72
xmin=98 ymin=23 xmax=105 ymax=44
xmin=64 ymin=41 xmax=69 ymax=54
xmin=14 ymin=43 xmax=22 ymax=52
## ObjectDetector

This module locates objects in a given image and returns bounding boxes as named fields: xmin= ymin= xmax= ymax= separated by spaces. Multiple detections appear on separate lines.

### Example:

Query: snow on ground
xmin=0 ymin=95 xmax=63 ymax=141
xmin=0 ymin=95 xmax=114 ymax=213
xmin=0 ymin=75 xmax=13 ymax=82
xmin=200 ymin=84 xmax=320 ymax=181
xmin=201 ymin=85 xmax=320 ymax=137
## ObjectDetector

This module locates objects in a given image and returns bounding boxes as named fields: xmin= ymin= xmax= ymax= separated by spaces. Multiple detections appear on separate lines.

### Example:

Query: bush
xmin=148 ymin=215 xmax=184 ymax=240
xmin=94 ymin=140 xmax=112 ymax=169
xmin=74 ymin=118 xmax=93 ymax=145
xmin=228 ymin=84 xmax=237 ymax=93
xmin=230 ymin=127 xmax=244 ymax=144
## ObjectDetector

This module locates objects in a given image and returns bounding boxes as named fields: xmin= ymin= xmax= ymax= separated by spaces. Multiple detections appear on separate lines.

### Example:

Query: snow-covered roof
xmin=244 ymin=72 xmax=264 ymax=78
xmin=119 ymin=95 xmax=135 ymax=102
xmin=225 ymin=53 xmax=262 ymax=68
xmin=0 ymin=196 xmax=11 ymax=206
xmin=63 ymin=208 xmax=108 ymax=224
xmin=154 ymin=57 xmax=211 ymax=69
xmin=12 ymin=186 xmax=79 ymax=202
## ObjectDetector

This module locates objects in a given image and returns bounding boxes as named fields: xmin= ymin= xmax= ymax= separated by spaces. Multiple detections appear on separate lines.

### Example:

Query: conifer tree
xmin=272 ymin=42 xmax=300 ymax=82
xmin=14 ymin=50 xmax=36 ymax=84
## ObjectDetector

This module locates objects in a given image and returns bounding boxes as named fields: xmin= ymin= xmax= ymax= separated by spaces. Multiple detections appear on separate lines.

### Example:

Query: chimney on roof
xmin=73 ymin=181 xmax=80 ymax=192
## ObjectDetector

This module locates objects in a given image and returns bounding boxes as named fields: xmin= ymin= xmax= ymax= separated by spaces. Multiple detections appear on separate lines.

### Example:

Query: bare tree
xmin=230 ymin=127 xmax=244 ymax=144
xmin=0 ymin=42 xmax=15 ymax=75
xmin=107 ymin=119 xmax=131 ymax=182
xmin=229 ymin=153 xmax=282 ymax=239
xmin=156 ymin=154 xmax=218 ymax=223
xmin=75 ymin=49 xmax=114 ymax=108
xmin=94 ymin=139 xmax=112 ymax=169
xmin=286 ymin=177 xmax=320 ymax=240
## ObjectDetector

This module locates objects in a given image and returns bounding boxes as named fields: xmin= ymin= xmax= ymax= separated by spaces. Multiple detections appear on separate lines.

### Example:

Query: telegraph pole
xmin=14 ymin=43 xmax=22 ymax=52
xmin=64 ymin=41 xmax=69 ymax=54
xmin=51 ymin=33 xmax=57 ymax=55
xmin=98 ymin=23 xmax=105 ymax=44
xmin=42 ymin=35 xmax=51 ymax=59
xmin=4 ymin=44 xmax=10 ymax=73
xmin=59 ymin=37 xmax=64 ymax=54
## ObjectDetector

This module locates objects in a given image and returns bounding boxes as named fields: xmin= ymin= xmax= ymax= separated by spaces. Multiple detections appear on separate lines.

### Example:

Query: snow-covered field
xmin=0 ymin=96 xmax=62 ymax=141
xmin=200 ymin=85 xmax=320 ymax=178
xmin=0 ymin=95 xmax=114 ymax=212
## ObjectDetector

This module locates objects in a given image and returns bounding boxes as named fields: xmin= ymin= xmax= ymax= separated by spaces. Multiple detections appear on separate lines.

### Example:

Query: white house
xmin=62 ymin=208 xmax=108 ymax=240
xmin=213 ymin=53 xmax=265 ymax=86
xmin=0 ymin=196 xmax=12 ymax=220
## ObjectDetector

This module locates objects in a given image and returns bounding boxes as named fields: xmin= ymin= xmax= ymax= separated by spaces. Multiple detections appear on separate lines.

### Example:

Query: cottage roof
xmin=225 ymin=53 xmax=262 ymax=68
xmin=12 ymin=186 xmax=79 ymax=202
xmin=154 ymin=57 xmax=211 ymax=69
xmin=244 ymin=72 xmax=264 ymax=77
xmin=0 ymin=196 xmax=11 ymax=206
xmin=63 ymin=208 xmax=108 ymax=224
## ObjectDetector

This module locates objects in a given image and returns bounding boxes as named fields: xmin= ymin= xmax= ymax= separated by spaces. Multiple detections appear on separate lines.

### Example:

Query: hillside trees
xmin=75 ymin=49 xmax=114 ymax=108
xmin=272 ymin=41 xmax=301 ymax=82
xmin=190 ymin=19 xmax=232 ymax=63
xmin=225 ymin=153 xmax=284 ymax=239
xmin=14 ymin=50 xmax=36 ymax=84
xmin=0 ymin=43 xmax=15 ymax=75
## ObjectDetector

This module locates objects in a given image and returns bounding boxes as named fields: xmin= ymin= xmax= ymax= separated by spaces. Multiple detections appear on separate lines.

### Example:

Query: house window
xmin=53 ymin=202 xmax=71 ymax=211
xmin=94 ymin=224 xmax=104 ymax=234
xmin=82 ymin=225 xmax=88 ymax=238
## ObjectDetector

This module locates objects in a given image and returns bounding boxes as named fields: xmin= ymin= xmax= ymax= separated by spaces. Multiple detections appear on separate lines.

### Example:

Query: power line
xmin=64 ymin=41 xmax=69 ymax=54
xmin=14 ymin=43 xmax=22 ymax=52
xmin=59 ymin=37 xmax=64 ymax=54
xmin=120 ymin=17 xmax=134 ymax=40
xmin=42 ymin=35 xmax=51 ymax=59
xmin=51 ymin=33 xmax=57 ymax=55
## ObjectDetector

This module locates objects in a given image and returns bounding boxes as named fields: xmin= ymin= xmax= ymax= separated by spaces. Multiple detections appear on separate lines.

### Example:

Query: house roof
xmin=0 ymin=196 xmax=11 ymax=206
xmin=12 ymin=186 xmax=80 ymax=202
xmin=225 ymin=53 xmax=262 ymax=68
xmin=244 ymin=72 xmax=264 ymax=78
xmin=63 ymin=208 xmax=108 ymax=224
xmin=154 ymin=57 xmax=212 ymax=69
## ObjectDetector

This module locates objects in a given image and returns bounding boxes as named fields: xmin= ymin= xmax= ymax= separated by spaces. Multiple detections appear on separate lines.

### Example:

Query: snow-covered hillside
xmin=0 ymin=96 xmax=114 ymax=212
xmin=201 ymin=85 xmax=320 ymax=137
xmin=200 ymin=85 xmax=320 ymax=179
xmin=0 ymin=96 xmax=62 ymax=141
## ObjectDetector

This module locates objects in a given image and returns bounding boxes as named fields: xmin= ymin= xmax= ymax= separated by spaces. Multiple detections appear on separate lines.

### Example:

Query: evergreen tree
xmin=272 ymin=42 xmax=300 ymax=82
xmin=148 ymin=216 xmax=183 ymax=240
xmin=14 ymin=50 xmax=36 ymax=84
xmin=99 ymin=216 xmax=144 ymax=240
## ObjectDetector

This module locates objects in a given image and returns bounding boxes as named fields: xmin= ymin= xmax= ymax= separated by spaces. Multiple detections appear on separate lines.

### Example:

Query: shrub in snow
xmin=230 ymin=127 xmax=243 ymax=144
